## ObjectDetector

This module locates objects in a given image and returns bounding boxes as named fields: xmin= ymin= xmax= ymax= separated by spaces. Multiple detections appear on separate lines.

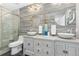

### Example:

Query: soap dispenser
xmin=43 ymin=15 xmax=48 ymax=36
xmin=43 ymin=24 xmax=48 ymax=36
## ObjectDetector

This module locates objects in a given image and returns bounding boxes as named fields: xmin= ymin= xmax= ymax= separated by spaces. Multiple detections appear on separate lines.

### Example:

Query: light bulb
xmin=28 ymin=4 xmax=42 ymax=13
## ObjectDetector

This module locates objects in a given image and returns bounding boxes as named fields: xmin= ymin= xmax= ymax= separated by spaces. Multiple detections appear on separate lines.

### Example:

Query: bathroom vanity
xmin=23 ymin=35 xmax=55 ymax=56
xmin=23 ymin=35 xmax=79 ymax=56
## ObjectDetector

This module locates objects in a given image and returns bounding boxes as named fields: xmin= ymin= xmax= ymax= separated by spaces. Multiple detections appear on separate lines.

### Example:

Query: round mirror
xmin=55 ymin=14 xmax=65 ymax=26
xmin=65 ymin=9 xmax=75 ymax=25
xmin=55 ymin=8 xmax=75 ymax=26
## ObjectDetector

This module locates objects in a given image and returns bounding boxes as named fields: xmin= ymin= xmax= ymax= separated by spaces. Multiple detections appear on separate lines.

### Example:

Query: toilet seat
xmin=9 ymin=36 xmax=23 ymax=48
xmin=9 ymin=41 xmax=23 ymax=47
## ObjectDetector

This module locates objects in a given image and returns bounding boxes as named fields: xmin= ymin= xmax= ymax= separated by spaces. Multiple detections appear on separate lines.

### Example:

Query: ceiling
xmin=0 ymin=3 xmax=76 ymax=12
xmin=0 ymin=3 xmax=32 ymax=11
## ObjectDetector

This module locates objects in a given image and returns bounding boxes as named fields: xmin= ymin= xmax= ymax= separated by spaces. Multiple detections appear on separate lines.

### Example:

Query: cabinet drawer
xmin=43 ymin=40 xmax=54 ymax=48
xmin=24 ymin=38 xmax=34 ymax=51
xmin=34 ymin=47 xmax=43 ymax=56
xmin=34 ymin=39 xmax=43 ymax=48
xmin=55 ymin=45 xmax=66 ymax=56
xmin=43 ymin=48 xmax=54 ymax=56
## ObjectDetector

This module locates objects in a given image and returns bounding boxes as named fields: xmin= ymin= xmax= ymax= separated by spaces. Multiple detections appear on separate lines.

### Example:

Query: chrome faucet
xmin=67 ymin=28 xmax=72 ymax=33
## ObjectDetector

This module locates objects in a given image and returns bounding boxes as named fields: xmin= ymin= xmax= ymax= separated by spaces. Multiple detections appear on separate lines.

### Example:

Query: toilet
xmin=9 ymin=36 xmax=23 ymax=55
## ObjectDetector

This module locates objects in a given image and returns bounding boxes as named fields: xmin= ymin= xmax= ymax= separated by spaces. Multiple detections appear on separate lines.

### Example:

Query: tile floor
xmin=1 ymin=51 xmax=23 ymax=56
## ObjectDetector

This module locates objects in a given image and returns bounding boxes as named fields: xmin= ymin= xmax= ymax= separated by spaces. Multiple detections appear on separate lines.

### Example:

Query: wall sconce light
xmin=27 ymin=4 xmax=42 ymax=13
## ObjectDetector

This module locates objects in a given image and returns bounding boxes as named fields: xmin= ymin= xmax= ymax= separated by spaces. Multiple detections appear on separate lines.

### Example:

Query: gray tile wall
xmin=19 ymin=3 xmax=76 ymax=35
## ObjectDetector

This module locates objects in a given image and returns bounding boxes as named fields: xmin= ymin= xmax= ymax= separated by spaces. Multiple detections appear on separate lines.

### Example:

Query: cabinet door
xmin=66 ymin=46 xmax=76 ymax=56
xmin=34 ymin=39 xmax=43 ymax=56
xmin=24 ymin=37 xmax=34 ymax=52
xmin=64 ymin=43 xmax=76 ymax=56
xmin=34 ymin=39 xmax=43 ymax=48
xmin=76 ymin=48 xmax=79 ymax=56
xmin=24 ymin=37 xmax=34 ymax=55
xmin=43 ymin=40 xmax=54 ymax=56
xmin=34 ymin=47 xmax=43 ymax=56
xmin=55 ymin=41 xmax=66 ymax=56
xmin=55 ymin=45 xmax=66 ymax=56
xmin=74 ymin=44 xmax=79 ymax=56
xmin=43 ymin=48 xmax=54 ymax=56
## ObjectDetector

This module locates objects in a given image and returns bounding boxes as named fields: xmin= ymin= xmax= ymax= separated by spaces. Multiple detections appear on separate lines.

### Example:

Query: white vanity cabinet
xmin=34 ymin=39 xmax=54 ymax=56
xmin=55 ymin=41 xmax=77 ymax=56
xmin=23 ymin=36 xmax=79 ymax=56
xmin=23 ymin=36 xmax=54 ymax=56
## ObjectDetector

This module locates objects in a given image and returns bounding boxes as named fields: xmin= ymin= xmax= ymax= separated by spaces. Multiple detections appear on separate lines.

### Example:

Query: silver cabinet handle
xmin=46 ymin=51 xmax=49 ymax=55
xmin=63 ymin=50 xmax=68 ymax=54
xmin=46 ymin=44 xmax=48 ymax=47
xmin=38 ymin=43 xmax=39 ymax=46
xmin=37 ymin=49 xmax=40 ymax=52
xmin=63 ymin=50 xmax=65 ymax=53
xmin=28 ymin=43 xmax=30 ymax=46
xmin=65 ymin=51 xmax=68 ymax=54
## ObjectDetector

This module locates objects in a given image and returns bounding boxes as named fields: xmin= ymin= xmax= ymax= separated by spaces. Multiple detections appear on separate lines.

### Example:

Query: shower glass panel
xmin=1 ymin=14 xmax=13 ymax=47
xmin=11 ymin=15 xmax=19 ymax=41
xmin=0 ymin=6 xmax=19 ymax=55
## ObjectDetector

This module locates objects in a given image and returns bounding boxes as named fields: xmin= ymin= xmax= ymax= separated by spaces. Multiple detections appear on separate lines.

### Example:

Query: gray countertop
xmin=23 ymin=35 xmax=79 ymax=44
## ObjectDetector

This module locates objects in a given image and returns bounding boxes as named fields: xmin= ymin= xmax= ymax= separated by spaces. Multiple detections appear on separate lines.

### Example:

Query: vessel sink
xmin=27 ymin=32 xmax=37 ymax=36
xmin=57 ymin=33 xmax=75 ymax=39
